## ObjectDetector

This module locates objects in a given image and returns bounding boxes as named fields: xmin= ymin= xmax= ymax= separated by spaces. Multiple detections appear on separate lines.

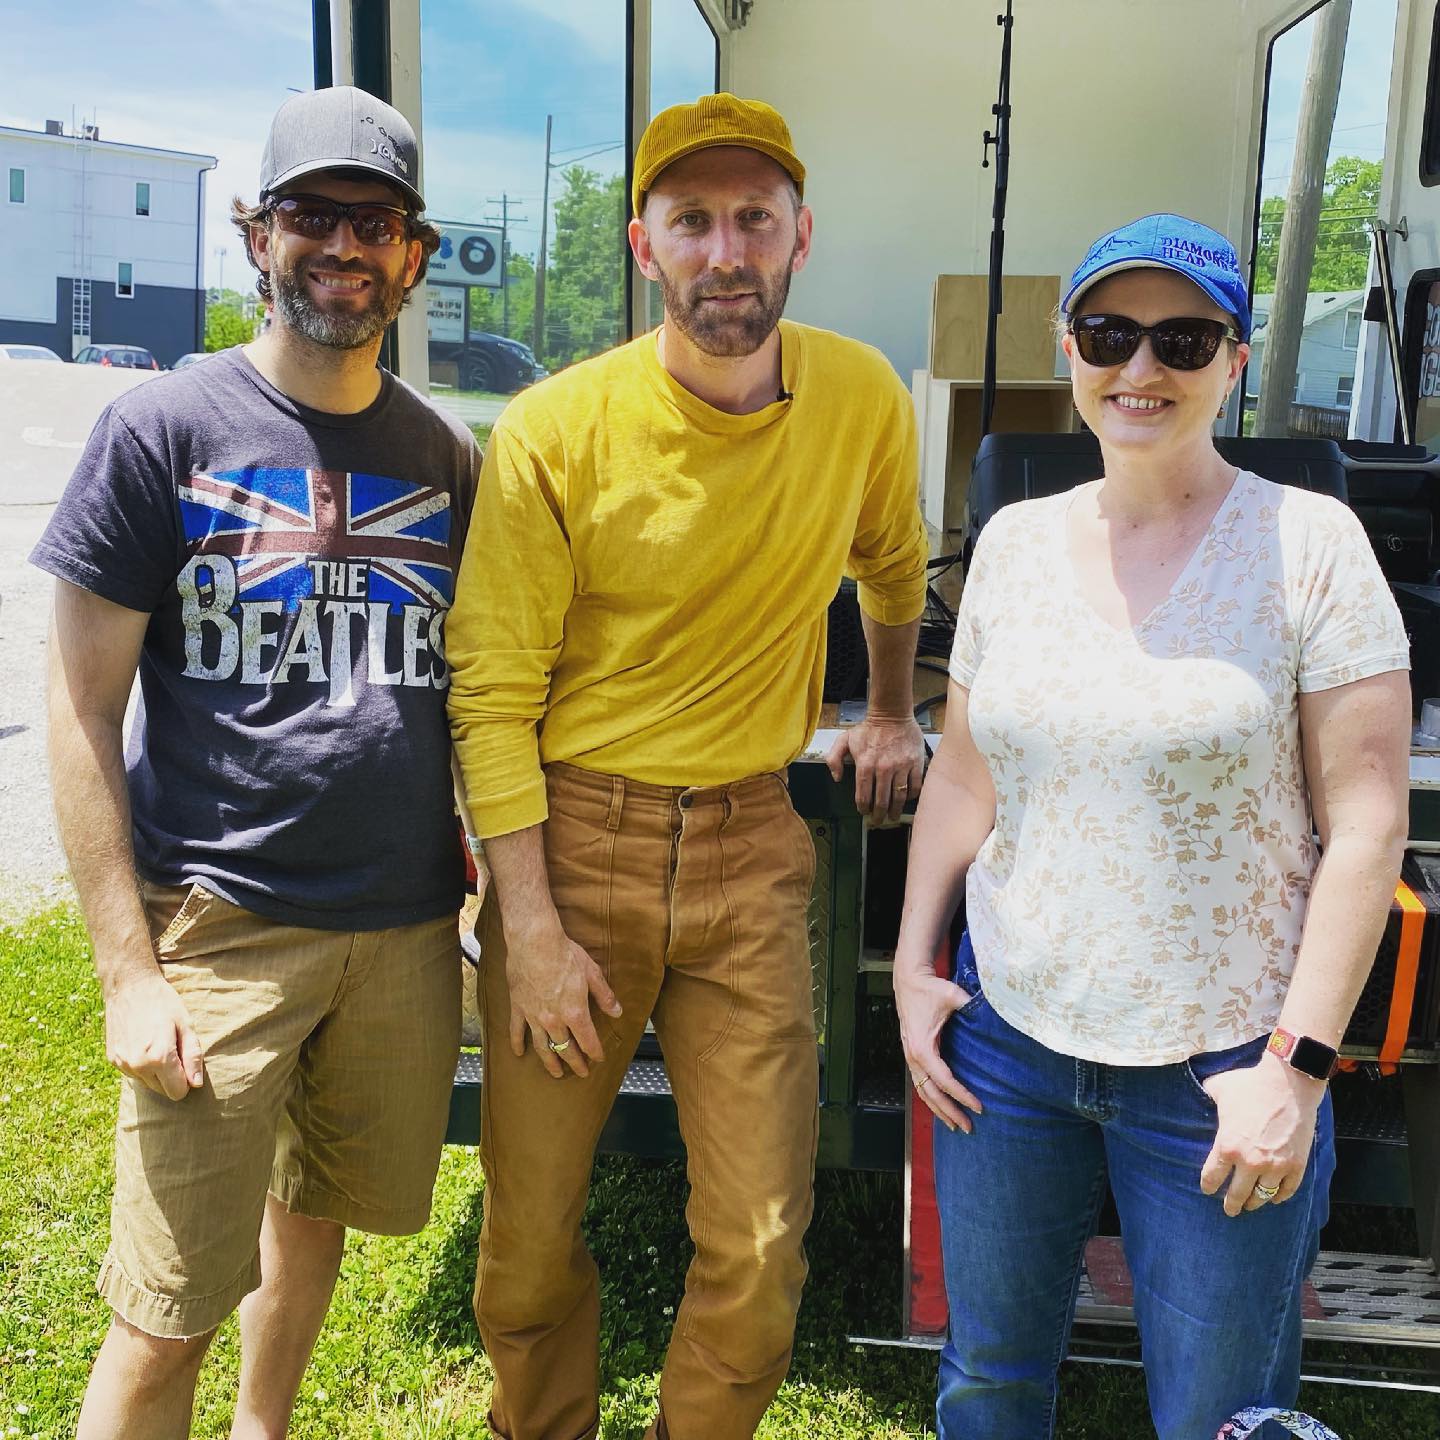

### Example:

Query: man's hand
xmin=1199 ymin=1050 xmax=1325 ymax=1217
xmin=825 ymin=714 xmax=927 ymax=823
xmin=103 ymin=970 xmax=205 ymax=1101
xmin=503 ymin=913 xmax=623 ymax=1078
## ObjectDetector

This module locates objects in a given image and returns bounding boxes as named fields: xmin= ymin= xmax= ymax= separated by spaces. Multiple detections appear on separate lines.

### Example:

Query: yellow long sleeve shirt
xmin=447 ymin=319 xmax=928 ymax=838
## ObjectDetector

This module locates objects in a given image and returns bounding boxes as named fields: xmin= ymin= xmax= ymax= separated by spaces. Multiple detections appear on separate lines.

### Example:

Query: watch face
xmin=1289 ymin=1035 xmax=1337 ymax=1080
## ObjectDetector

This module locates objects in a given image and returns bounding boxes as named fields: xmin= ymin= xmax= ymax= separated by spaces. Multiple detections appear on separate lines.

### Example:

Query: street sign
xmin=426 ymin=284 xmax=466 ymax=343
xmin=428 ymin=223 xmax=504 ymax=289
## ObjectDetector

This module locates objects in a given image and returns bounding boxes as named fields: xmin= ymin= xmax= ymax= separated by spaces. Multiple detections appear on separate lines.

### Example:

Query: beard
xmin=653 ymin=246 xmax=797 ymax=357
xmin=268 ymin=250 xmax=406 ymax=350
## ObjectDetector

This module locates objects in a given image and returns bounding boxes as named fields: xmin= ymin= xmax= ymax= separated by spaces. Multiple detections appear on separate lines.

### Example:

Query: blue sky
xmin=0 ymin=0 xmax=714 ymax=290
xmin=1259 ymin=0 xmax=1399 ymax=195
xmin=0 ymin=0 xmax=1394 ymax=292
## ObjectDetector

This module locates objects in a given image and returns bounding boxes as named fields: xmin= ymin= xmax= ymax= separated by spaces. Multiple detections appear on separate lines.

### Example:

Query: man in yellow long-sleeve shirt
xmin=446 ymin=93 xmax=929 ymax=1440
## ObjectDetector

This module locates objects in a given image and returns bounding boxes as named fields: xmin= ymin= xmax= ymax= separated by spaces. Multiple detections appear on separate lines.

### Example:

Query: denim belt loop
xmin=605 ymin=775 xmax=625 ymax=832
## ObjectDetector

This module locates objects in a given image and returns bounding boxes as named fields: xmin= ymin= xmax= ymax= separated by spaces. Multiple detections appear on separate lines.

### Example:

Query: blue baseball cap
xmin=1063 ymin=213 xmax=1251 ymax=341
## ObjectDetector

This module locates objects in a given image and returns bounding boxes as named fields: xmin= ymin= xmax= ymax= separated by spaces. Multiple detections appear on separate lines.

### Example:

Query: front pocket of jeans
xmin=954 ymin=983 xmax=986 ymax=1019
xmin=1183 ymin=1034 xmax=1271 ymax=1104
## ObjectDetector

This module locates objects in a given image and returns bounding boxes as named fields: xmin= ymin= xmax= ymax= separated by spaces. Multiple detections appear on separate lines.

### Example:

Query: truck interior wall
xmin=724 ymin=0 xmax=1318 ymax=379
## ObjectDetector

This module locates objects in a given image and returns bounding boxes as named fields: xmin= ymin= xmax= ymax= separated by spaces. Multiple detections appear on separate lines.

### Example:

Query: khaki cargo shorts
xmin=99 ymin=881 xmax=462 ymax=1339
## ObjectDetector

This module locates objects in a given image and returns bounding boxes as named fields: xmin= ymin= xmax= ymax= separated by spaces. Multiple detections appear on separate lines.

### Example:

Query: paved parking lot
xmin=0 ymin=362 xmax=515 ymax=920
xmin=0 ymin=365 xmax=158 ymax=916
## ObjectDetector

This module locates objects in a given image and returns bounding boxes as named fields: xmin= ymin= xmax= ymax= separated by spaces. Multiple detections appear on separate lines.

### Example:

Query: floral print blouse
xmin=949 ymin=471 xmax=1410 ymax=1064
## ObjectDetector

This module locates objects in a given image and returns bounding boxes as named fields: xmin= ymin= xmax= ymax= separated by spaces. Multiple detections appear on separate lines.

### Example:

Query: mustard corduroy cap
xmin=632 ymin=93 xmax=806 ymax=216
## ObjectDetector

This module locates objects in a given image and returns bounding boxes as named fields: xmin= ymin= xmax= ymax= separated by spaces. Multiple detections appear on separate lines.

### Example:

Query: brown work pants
xmin=474 ymin=762 xmax=820 ymax=1440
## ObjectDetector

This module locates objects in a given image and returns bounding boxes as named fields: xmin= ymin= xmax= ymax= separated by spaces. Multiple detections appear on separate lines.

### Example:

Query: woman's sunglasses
xmin=1069 ymin=314 xmax=1241 ymax=371
xmin=267 ymin=194 xmax=414 ymax=248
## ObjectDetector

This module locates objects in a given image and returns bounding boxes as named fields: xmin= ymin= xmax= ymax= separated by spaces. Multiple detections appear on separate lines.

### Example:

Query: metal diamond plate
xmin=806 ymin=818 xmax=834 ymax=1045
xmin=452 ymin=1050 xmax=675 ymax=1098
xmin=858 ymin=1071 xmax=905 ymax=1109
xmin=618 ymin=1057 xmax=673 ymax=1097
xmin=1073 ymin=1246 xmax=1440 ymax=1348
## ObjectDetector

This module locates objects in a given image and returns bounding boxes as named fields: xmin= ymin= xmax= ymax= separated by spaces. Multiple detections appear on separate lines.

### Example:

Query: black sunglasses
xmin=267 ymin=194 xmax=414 ymax=248
xmin=1069 ymin=314 xmax=1241 ymax=371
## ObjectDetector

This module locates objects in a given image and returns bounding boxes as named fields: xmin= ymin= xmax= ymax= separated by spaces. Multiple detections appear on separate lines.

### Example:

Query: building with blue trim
xmin=1 ymin=121 xmax=216 ymax=365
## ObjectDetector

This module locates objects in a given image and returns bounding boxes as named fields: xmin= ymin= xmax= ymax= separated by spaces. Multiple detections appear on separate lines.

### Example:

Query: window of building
xmin=136 ymin=182 xmax=150 ymax=217
xmin=8 ymin=167 xmax=24 ymax=205
xmin=414 ymin=1 xmax=720 ymax=407
xmin=1248 ymin=0 xmax=1395 ymax=434
xmin=640 ymin=0 xmax=722 ymax=331
xmin=117 ymin=262 xmax=135 ymax=299
xmin=651 ymin=0 xmax=720 ymax=115
xmin=1342 ymin=307 xmax=1361 ymax=348
xmin=419 ymin=0 xmax=630 ymax=401
xmin=1336 ymin=375 xmax=1354 ymax=407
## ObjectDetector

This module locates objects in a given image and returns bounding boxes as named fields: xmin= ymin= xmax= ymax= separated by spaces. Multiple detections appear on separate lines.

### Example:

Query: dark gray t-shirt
xmin=32 ymin=349 xmax=480 ymax=929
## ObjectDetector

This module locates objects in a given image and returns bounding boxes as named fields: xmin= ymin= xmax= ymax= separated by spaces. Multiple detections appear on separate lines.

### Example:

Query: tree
xmin=525 ymin=166 xmax=626 ymax=371
xmin=468 ymin=249 xmax=536 ymax=343
xmin=451 ymin=167 xmax=625 ymax=370
xmin=204 ymin=303 xmax=257 ymax=352
xmin=1253 ymin=154 xmax=1381 ymax=293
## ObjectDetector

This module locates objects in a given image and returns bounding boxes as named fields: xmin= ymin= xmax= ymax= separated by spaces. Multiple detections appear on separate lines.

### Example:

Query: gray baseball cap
xmin=259 ymin=85 xmax=424 ymax=211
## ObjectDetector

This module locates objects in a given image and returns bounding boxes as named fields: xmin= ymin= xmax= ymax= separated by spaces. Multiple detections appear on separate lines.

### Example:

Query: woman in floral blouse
xmin=893 ymin=213 xmax=1412 ymax=1440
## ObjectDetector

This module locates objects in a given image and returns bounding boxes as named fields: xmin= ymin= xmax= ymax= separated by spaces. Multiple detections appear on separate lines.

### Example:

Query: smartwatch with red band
xmin=1266 ymin=1027 xmax=1339 ymax=1082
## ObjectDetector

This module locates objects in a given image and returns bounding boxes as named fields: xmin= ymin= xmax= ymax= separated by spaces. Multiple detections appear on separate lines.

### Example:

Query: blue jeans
xmin=934 ymin=935 xmax=1335 ymax=1440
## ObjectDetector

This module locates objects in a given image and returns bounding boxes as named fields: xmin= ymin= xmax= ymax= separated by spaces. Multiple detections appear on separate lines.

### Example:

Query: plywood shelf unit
xmin=913 ymin=274 xmax=1078 ymax=537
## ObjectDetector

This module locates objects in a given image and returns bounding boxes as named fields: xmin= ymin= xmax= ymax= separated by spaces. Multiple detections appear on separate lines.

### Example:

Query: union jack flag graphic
xmin=177 ymin=467 xmax=453 ymax=610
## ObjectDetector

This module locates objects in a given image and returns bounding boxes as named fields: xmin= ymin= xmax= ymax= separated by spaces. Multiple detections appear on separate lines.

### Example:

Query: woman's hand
xmin=1199 ymin=1050 xmax=1326 ymax=1217
xmin=894 ymin=963 xmax=984 ymax=1134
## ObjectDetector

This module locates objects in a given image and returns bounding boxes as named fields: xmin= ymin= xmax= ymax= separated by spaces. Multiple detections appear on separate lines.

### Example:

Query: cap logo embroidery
xmin=1159 ymin=237 xmax=1237 ymax=273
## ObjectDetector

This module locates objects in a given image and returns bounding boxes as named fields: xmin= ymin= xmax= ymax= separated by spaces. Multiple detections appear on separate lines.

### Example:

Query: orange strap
xmin=1378 ymin=879 xmax=1427 ymax=1073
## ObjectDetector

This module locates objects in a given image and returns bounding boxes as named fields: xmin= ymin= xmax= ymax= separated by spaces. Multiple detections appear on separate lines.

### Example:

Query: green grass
xmin=438 ymin=390 xmax=509 ymax=405
xmin=468 ymin=423 xmax=493 ymax=449
xmin=1 ymin=908 xmax=1435 ymax=1437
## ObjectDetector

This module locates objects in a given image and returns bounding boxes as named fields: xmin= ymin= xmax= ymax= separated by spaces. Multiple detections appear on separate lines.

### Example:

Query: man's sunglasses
xmin=267 ymin=194 xmax=414 ymax=248
xmin=1069 ymin=314 xmax=1241 ymax=371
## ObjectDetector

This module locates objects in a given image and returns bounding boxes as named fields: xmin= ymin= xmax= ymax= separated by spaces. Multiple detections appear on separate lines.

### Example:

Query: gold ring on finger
xmin=912 ymin=1073 xmax=930 ymax=1090
xmin=1252 ymin=1181 xmax=1280 ymax=1201
xmin=547 ymin=1038 xmax=571 ymax=1054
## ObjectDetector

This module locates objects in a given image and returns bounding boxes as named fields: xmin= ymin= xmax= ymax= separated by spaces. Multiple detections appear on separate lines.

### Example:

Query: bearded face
xmin=267 ymin=244 xmax=408 ymax=350
xmin=651 ymin=241 xmax=798 ymax=358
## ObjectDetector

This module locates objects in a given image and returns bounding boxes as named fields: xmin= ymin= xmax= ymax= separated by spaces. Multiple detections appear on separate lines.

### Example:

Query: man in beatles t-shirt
xmin=32 ymin=87 xmax=478 ymax=1438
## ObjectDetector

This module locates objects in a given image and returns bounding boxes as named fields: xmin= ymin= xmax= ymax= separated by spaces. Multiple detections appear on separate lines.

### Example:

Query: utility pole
xmin=1255 ymin=0 xmax=1352 ymax=438
xmin=484 ymin=193 xmax=529 ymax=339
xmin=533 ymin=114 xmax=553 ymax=363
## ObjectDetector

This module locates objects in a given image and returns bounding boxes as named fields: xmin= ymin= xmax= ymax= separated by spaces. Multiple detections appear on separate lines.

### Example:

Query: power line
xmin=550 ymin=142 xmax=625 ymax=167
xmin=551 ymin=138 xmax=623 ymax=158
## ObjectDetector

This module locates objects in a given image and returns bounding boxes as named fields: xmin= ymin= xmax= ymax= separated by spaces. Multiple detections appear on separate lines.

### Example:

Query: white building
xmin=0 ymin=121 xmax=216 ymax=364
xmin=1247 ymin=290 xmax=1366 ymax=414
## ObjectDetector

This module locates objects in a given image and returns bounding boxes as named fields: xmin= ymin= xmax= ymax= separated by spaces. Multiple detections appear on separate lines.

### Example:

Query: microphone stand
xmin=979 ymin=1 xmax=1015 ymax=441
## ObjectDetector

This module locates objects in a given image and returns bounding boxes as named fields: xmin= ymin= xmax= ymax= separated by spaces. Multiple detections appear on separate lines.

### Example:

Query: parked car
xmin=171 ymin=351 xmax=213 ymax=370
xmin=428 ymin=332 xmax=547 ymax=393
xmin=0 ymin=343 xmax=64 ymax=361
xmin=74 ymin=344 xmax=160 ymax=370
